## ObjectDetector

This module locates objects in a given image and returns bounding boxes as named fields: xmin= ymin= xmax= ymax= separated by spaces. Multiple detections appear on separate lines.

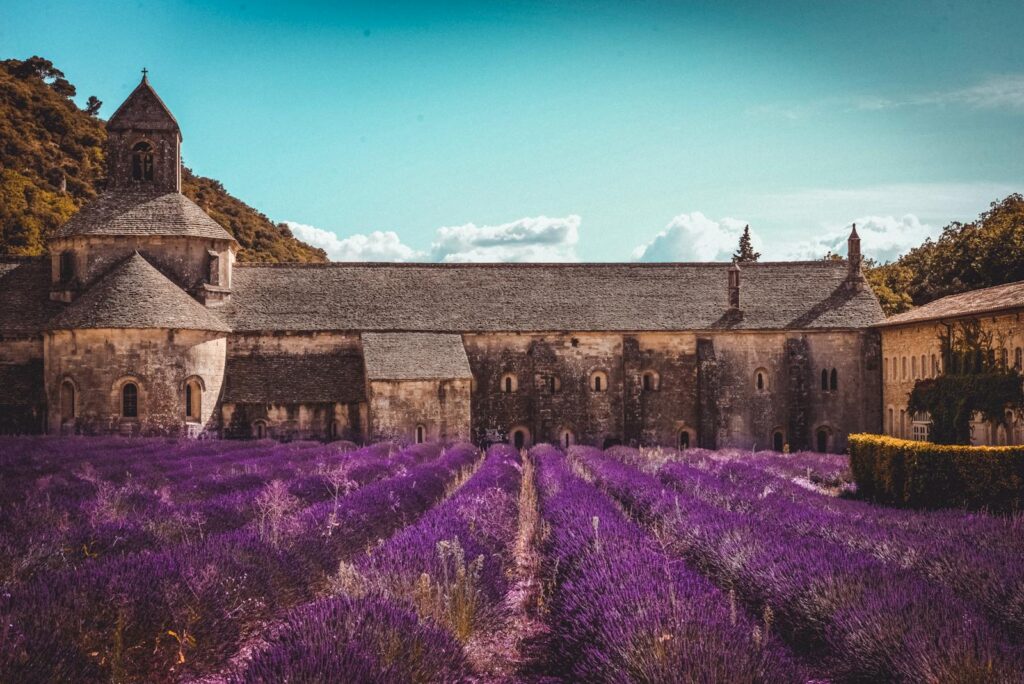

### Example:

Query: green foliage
xmin=849 ymin=433 xmax=1024 ymax=513
xmin=908 ymin=318 xmax=1024 ymax=444
xmin=732 ymin=224 xmax=760 ymax=263
xmin=867 ymin=194 xmax=1024 ymax=314
xmin=0 ymin=56 xmax=326 ymax=263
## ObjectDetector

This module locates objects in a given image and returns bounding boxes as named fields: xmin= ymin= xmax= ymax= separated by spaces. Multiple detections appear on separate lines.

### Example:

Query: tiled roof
xmin=53 ymin=190 xmax=235 ymax=241
xmin=876 ymin=280 xmax=1024 ymax=327
xmin=0 ymin=258 xmax=63 ymax=337
xmin=362 ymin=332 xmax=472 ymax=380
xmin=107 ymin=75 xmax=180 ymax=133
xmin=220 ymin=261 xmax=883 ymax=332
xmin=223 ymin=353 xmax=366 ymax=403
xmin=47 ymin=253 xmax=230 ymax=332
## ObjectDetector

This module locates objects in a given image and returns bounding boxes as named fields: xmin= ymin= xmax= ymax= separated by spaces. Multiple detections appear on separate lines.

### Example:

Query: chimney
xmin=847 ymin=223 xmax=866 ymax=291
xmin=728 ymin=262 xmax=741 ymax=309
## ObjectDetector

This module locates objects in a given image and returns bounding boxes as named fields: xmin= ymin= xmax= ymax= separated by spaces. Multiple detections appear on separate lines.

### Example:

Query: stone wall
xmin=880 ymin=311 xmax=1023 ymax=445
xmin=221 ymin=401 xmax=364 ymax=441
xmin=44 ymin=328 xmax=227 ymax=436
xmin=367 ymin=378 xmax=472 ymax=443
xmin=50 ymin=235 xmax=234 ymax=296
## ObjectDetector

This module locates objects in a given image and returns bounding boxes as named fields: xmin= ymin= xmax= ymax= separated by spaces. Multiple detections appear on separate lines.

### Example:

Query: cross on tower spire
xmin=141 ymin=67 xmax=148 ymax=81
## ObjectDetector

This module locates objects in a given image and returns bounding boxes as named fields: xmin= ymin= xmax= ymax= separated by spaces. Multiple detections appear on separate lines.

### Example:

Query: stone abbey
xmin=0 ymin=74 xmax=891 ymax=451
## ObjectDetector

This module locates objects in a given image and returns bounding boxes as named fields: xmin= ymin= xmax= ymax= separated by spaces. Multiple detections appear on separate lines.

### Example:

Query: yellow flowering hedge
xmin=848 ymin=434 xmax=1024 ymax=513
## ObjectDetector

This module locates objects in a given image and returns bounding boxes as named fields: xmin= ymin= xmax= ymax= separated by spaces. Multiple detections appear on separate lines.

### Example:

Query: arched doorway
xmin=678 ymin=430 xmax=690 ymax=450
xmin=509 ymin=426 xmax=530 ymax=450
xmin=773 ymin=430 xmax=785 ymax=452
xmin=816 ymin=426 xmax=831 ymax=453
xmin=252 ymin=420 xmax=268 ymax=439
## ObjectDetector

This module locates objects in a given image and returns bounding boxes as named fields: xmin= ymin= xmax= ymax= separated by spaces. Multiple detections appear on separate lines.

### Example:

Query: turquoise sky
xmin=6 ymin=1 xmax=1024 ymax=262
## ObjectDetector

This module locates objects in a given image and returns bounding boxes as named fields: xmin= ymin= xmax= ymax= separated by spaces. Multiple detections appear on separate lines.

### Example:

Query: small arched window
xmin=131 ymin=141 xmax=154 ymax=182
xmin=1016 ymin=348 xmax=1023 ymax=371
xmin=252 ymin=420 xmax=267 ymax=439
xmin=754 ymin=369 xmax=768 ymax=392
xmin=678 ymin=430 xmax=690 ymax=450
xmin=60 ymin=380 xmax=76 ymax=421
xmin=501 ymin=373 xmax=517 ymax=394
xmin=820 ymin=369 xmax=828 ymax=391
xmin=641 ymin=371 xmax=659 ymax=392
xmin=544 ymin=375 xmax=560 ymax=394
xmin=911 ymin=355 xmax=918 ymax=379
xmin=121 ymin=382 xmax=138 ymax=419
xmin=830 ymin=368 xmax=838 ymax=392
xmin=416 ymin=424 xmax=426 ymax=444
xmin=1001 ymin=348 xmax=1009 ymax=369
xmin=559 ymin=428 xmax=575 ymax=448
xmin=509 ymin=426 xmax=530 ymax=450
xmin=931 ymin=354 xmax=939 ymax=377
xmin=887 ymin=407 xmax=895 ymax=436
xmin=184 ymin=378 xmax=202 ymax=421
xmin=901 ymin=357 xmax=907 ymax=380
xmin=589 ymin=370 xmax=608 ymax=393
xmin=59 ymin=251 xmax=75 ymax=284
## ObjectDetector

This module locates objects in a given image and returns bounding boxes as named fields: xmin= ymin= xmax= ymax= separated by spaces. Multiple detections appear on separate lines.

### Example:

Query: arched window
xmin=329 ymin=419 xmax=339 ymax=440
xmin=931 ymin=354 xmax=939 ymax=377
xmin=184 ymin=378 xmax=202 ymax=421
xmin=59 ymin=251 xmax=75 ymax=284
xmin=1016 ymin=348 xmax=1023 ymax=371
xmin=911 ymin=355 xmax=918 ymax=380
xmin=558 ymin=428 xmax=575 ymax=448
xmin=754 ymin=368 xmax=768 ymax=392
xmin=899 ymin=409 xmax=906 ymax=439
xmin=501 ymin=373 xmax=517 ymax=394
xmin=589 ymin=370 xmax=608 ymax=393
xmin=887 ymin=407 xmax=895 ymax=436
xmin=131 ymin=141 xmax=154 ymax=182
xmin=830 ymin=368 xmax=838 ymax=392
xmin=509 ymin=426 xmax=530 ymax=450
xmin=252 ymin=420 xmax=267 ymax=439
xmin=678 ymin=430 xmax=690 ymax=450
xmin=883 ymin=357 xmax=888 ymax=382
xmin=416 ymin=424 xmax=426 ymax=444
xmin=641 ymin=371 xmax=659 ymax=392
xmin=772 ymin=430 xmax=784 ymax=452
xmin=60 ymin=379 xmax=76 ymax=421
xmin=544 ymin=375 xmax=560 ymax=394
xmin=820 ymin=369 xmax=829 ymax=391
xmin=816 ymin=427 xmax=830 ymax=453
xmin=121 ymin=382 xmax=138 ymax=418
xmin=901 ymin=357 xmax=907 ymax=380
xmin=1001 ymin=348 xmax=1009 ymax=369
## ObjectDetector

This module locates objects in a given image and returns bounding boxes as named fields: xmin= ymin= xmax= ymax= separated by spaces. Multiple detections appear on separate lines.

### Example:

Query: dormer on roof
xmin=106 ymin=70 xmax=182 ymax=193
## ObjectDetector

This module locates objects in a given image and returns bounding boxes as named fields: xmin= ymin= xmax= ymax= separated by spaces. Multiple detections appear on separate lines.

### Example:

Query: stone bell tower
xmin=105 ymin=70 xmax=182 ymax=193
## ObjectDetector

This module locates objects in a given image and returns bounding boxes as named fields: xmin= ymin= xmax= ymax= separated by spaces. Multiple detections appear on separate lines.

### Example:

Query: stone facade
xmin=0 ymin=72 xmax=896 ymax=451
xmin=879 ymin=303 xmax=1024 ymax=445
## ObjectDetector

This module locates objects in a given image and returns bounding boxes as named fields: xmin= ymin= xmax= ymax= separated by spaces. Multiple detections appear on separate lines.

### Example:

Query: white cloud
xmin=781 ymin=214 xmax=937 ymax=263
xmin=430 ymin=215 xmax=581 ymax=262
xmin=284 ymin=215 xmax=581 ymax=263
xmin=632 ymin=212 xmax=754 ymax=262
xmin=285 ymin=222 xmax=424 ymax=261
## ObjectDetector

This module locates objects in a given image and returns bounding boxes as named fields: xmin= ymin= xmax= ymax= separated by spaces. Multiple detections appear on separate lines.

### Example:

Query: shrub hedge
xmin=848 ymin=434 xmax=1024 ymax=513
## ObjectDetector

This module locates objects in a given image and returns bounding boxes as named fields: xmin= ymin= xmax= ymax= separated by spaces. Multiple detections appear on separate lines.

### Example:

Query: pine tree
xmin=732 ymin=225 xmax=760 ymax=263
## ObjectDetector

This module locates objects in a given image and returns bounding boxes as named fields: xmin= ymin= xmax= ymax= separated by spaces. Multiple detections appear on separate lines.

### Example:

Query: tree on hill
xmin=867 ymin=194 xmax=1024 ymax=315
xmin=0 ymin=56 xmax=327 ymax=263
xmin=732 ymin=225 xmax=760 ymax=263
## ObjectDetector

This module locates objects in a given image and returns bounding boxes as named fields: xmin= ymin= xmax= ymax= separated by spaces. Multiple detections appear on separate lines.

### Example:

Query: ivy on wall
xmin=908 ymin=319 xmax=1024 ymax=444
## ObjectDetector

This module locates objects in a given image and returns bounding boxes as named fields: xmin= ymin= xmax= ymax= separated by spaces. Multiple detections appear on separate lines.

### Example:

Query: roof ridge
xmin=234 ymin=260 xmax=850 ymax=269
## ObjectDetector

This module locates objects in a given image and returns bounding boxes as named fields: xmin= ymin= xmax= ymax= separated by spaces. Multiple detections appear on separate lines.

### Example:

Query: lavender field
xmin=1 ymin=438 xmax=1022 ymax=683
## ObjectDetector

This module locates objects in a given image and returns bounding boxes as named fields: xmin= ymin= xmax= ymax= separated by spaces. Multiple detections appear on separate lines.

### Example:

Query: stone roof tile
xmin=0 ymin=258 xmax=63 ymax=336
xmin=876 ymin=280 xmax=1024 ymax=327
xmin=53 ymin=190 xmax=235 ymax=242
xmin=220 ymin=261 xmax=884 ymax=332
xmin=362 ymin=332 xmax=472 ymax=380
xmin=47 ymin=253 xmax=231 ymax=332
xmin=223 ymin=353 xmax=366 ymax=403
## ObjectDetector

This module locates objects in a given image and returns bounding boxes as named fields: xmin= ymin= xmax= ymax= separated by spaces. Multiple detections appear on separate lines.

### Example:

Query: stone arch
xmin=182 ymin=375 xmax=205 ymax=422
xmin=59 ymin=376 xmax=79 ymax=424
xmin=500 ymin=372 xmax=518 ymax=393
xmin=754 ymin=367 xmax=769 ymax=392
xmin=641 ymin=370 xmax=660 ymax=392
xmin=131 ymin=139 xmax=155 ymax=182
xmin=815 ymin=425 xmax=833 ymax=453
xmin=589 ymin=369 xmax=609 ymax=393
xmin=416 ymin=424 xmax=427 ymax=444
xmin=509 ymin=425 xmax=531 ymax=450
xmin=112 ymin=375 xmax=144 ymax=420
xmin=772 ymin=427 xmax=786 ymax=452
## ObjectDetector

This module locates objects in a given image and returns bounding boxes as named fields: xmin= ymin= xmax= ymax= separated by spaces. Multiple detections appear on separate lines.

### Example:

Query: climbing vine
xmin=908 ymin=319 xmax=1024 ymax=444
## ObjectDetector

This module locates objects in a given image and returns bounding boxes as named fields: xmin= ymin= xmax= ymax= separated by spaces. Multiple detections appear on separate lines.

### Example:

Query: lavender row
xmin=0 ymin=442 xmax=406 ymax=585
xmin=533 ymin=444 xmax=804 ymax=682
xmin=0 ymin=443 xmax=479 ymax=683
xmin=576 ymin=447 xmax=1024 ymax=681
xmin=656 ymin=453 xmax=1024 ymax=635
xmin=231 ymin=443 xmax=523 ymax=682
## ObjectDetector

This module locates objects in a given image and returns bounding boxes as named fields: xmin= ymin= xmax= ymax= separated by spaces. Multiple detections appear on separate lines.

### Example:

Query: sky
xmin=5 ymin=0 xmax=1024 ymax=263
